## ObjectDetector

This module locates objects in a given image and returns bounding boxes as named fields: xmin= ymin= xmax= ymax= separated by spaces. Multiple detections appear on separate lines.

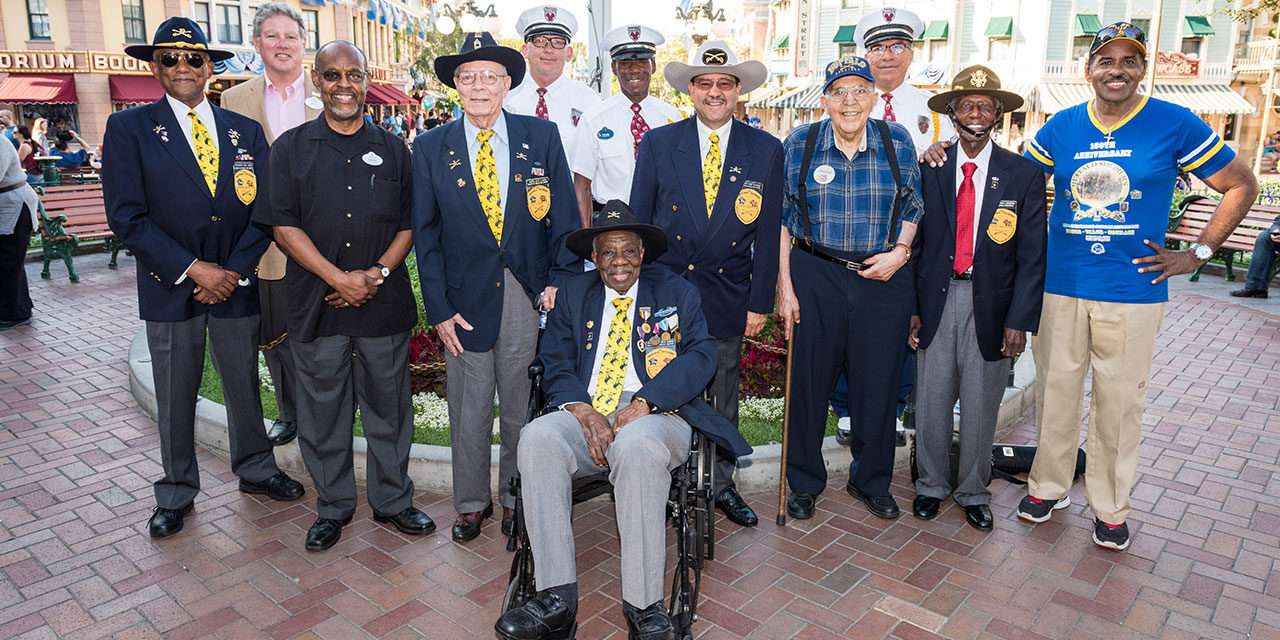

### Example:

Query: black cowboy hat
xmin=433 ymin=32 xmax=526 ymax=90
xmin=125 ymin=17 xmax=234 ymax=63
xmin=566 ymin=200 xmax=667 ymax=263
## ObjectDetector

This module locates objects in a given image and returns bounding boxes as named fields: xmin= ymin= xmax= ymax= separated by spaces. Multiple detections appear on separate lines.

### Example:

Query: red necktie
xmin=535 ymin=87 xmax=549 ymax=120
xmin=630 ymin=103 xmax=649 ymax=159
xmin=882 ymin=93 xmax=896 ymax=122
xmin=954 ymin=162 xmax=977 ymax=275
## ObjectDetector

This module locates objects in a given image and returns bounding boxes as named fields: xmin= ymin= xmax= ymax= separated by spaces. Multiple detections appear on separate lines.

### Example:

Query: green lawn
xmin=198 ymin=351 xmax=836 ymax=448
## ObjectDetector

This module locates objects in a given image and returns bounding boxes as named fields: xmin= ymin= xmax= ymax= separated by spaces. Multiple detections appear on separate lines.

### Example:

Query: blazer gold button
xmin=671 ymin=205 xmax=677 ymax=211
xmin=718 ymin=268 xmax=724 ymax=273
xmin=345 ymin=242 xmax=351 ymax=247
xmin=585 ymin=342 xmax=592 ymax=350
xmin=687 ymin=264 xmax=694 ymax=270
xmin=347 ymin=185 xmax=352 ymax=190
xmin=676 ymin=235 xmax=682 ymax=241
xmin=347 ymin=213 xmax=352 ymax=218
xmin=496 ymin=281 xmax=501 ymax=287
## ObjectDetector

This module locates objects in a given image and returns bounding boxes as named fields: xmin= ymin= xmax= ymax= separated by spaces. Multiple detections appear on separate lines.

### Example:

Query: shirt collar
xmin=878 ymin=80 xmax=908 ymax=97
xmin=695 ymin=117 xmax=731 ymax=142
xmin=265 ymin=72 xmax=305 ymax=99
xmin=537 ymin=73 xmax=569 ymax=94
xmin=166 ymin=93 xmax=214 ymax=125
xmin=603 ymin=279 xmax=639 ymax=306
xmin=957 ymin=138 xmax=993 ymax=169
xmin=818 ymin=118 xmax=867 ymax=154
xmin=464 ymin=110 xmax=509 ymax=147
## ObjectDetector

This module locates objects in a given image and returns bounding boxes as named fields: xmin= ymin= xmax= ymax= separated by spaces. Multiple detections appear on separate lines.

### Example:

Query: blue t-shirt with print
xmin=1024 ymin=96 xmax=1234 ymax=303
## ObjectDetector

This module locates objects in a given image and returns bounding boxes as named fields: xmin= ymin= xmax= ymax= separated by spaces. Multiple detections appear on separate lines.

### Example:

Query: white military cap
xmin=855 ymin=7 xmax=924 ymax=50
xmin=604 ymin=25 xmax=664 ymax=60
xmin=516 ymin=5 xmax=578 ymax=40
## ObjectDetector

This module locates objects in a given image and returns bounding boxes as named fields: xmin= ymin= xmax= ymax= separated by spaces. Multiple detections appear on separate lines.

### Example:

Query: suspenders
xmin=795 ymin=119 xmax=907 ymax=249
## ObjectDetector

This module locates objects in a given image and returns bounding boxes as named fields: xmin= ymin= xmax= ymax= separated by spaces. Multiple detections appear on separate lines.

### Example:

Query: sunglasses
xmin=1093 ymin=23 xmax=1146 ymax=48
xmin=158 ymin=52 xmax=207 ymax=68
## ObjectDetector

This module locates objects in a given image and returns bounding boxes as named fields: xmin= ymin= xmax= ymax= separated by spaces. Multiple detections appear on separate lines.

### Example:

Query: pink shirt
xmin=264 ymin=73 xmax=306 ymax=138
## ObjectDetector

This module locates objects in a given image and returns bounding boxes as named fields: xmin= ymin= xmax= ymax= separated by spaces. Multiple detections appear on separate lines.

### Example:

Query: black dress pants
xmin=0 ymin=207 xmax=33 ymax=323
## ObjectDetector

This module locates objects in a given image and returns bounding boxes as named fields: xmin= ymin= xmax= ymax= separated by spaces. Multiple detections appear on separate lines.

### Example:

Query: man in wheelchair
xmin=495 ymin=199 xmax=751 ymax=640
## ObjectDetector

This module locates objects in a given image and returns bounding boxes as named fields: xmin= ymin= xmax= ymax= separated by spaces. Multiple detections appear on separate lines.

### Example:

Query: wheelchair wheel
xmin=502 ymin=544 xmax=535 ymax=613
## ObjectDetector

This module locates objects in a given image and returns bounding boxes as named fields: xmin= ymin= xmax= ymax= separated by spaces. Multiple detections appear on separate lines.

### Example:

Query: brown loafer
xmin=451 ymin=503 xmax=494 ymax=543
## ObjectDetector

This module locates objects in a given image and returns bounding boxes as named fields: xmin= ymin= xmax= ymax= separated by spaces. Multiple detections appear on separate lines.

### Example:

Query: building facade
xmin=0 ymin=0 xmax=428 ymax=145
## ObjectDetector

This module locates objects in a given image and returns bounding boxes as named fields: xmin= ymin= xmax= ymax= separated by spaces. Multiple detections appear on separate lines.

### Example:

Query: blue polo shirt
xmin=1025 ymin=96 xmax=1234 ymax=303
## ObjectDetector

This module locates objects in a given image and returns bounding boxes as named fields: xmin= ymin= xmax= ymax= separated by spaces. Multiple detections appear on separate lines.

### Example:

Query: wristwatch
xmin=1188 ymin=243 xmax=1214 ymax=262
xmin=374 ymin=262 xmax=391 ymax=278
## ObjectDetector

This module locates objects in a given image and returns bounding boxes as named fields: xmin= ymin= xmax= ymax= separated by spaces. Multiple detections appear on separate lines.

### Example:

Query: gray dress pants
xmin=518 ymin=398 xmax=691 ymax=608
xmin=146 ymin=313 xmax=279 ymax=509
xmin=258 ymin=277 xmax=296 ymax=426
xmin=913 ymin=280 xmax=1009 ymax=506
xmin=291 ymin=332 xmax=415 ymax=520
xmin=445 ymin=269 xmax=539 ymax=512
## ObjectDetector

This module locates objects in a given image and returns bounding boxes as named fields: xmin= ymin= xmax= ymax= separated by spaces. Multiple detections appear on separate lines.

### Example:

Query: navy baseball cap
xmin=822 ymin=56 xmax=874 ymax=92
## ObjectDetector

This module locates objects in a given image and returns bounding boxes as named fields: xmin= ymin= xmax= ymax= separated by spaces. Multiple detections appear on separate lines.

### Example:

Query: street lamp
xmin=434 ymin=0 xmax=498 ymax=34
xmin=676 ymin=0 xmax=726 ymax=45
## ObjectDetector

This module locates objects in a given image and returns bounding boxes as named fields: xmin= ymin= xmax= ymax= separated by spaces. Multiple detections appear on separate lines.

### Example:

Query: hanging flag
xmin=300 ymin=0 xmax=324 ymax=6
xmin=366 ymin=0 xmax=377 ymax=21
xmin=379 ymin=0 xmax=389 ymax=25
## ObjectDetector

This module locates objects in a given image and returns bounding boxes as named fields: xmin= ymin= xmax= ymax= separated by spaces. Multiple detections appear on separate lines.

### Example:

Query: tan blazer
xmin=221 ymin=74 xmax=322 ymax=280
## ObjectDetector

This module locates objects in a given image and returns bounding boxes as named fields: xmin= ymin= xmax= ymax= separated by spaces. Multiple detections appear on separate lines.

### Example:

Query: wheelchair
xmin=500 ymin=362 xmax=718 ymax=639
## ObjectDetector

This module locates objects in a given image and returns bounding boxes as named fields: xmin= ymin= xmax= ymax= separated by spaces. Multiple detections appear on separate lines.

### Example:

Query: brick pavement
xmin=1 ymin=251 xmax=1279 ymax=639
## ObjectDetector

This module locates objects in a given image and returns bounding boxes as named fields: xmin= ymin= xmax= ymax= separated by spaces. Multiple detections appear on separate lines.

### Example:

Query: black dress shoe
xmin=715 ymin=487 xmax=759 ymax=527
xmin=1230 ymin=287 xmax=1269 ymax=299
xmin=964 ymin=504 xmax=994 ymax=530
xmin=148 ymin=503 xmax=193 ymax=539
xmin=266 ymin=420 xmax=297 ymax=446
xmin=495 ymin=589 xmax=577 ymax=640
xmin=912 ymin=495 xmax=941 ymax=520
xmin=786 ymin=492 xmax=816 ymax=520
xmin=305 ymin=516 xmax=351 ymax=552
xmin=373 ymin=507 xmax=436 ymax=535
xmin=846 ymin=483 xmax=900 ymax=519
xmin=451 ymin=503 xmax=493 ymax=543
xmin=623 ymin=600 xmax=675 ymax=640
xmin=501 ymin=506 xmax=515 ymax=537
xmin=239 ymin=472 xmax=305 ymax=501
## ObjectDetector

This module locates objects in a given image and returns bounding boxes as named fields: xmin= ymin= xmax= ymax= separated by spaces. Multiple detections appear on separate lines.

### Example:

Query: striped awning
xmin=771 ymin=84 xmax=824 ymax=109
xmin=1038 ymin=83 xmax=1255 ymax=115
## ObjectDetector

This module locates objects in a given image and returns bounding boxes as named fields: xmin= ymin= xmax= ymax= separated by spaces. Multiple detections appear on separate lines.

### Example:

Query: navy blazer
xmin=540 ymin=267 xmax=752 ymax=458
xmin=629 ymin=118 xmax=783 ymax=339
xmin=915 ymin=143 xmax=1047 ymax=361
xmin=102 ymin=99 xmax=270 ymax=322
xmin=411 ymin=111 xmax=580 ymax=352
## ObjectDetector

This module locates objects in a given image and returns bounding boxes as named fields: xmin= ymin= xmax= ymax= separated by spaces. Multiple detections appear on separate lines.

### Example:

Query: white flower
xmin=411 ymin=392 xmax=451 ymax=431
xmin=739 ymin=396 xmax=785 ymax=423
xmin=257 ymin=353 xmax=274 ymax=394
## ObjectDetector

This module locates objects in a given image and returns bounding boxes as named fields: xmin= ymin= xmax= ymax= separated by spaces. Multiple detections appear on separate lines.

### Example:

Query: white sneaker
xmin=837 ymin=416 xmax=850 ymax=436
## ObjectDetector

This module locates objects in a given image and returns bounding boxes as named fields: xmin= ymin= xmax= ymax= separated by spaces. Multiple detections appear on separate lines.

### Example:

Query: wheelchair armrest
xmin=528 ymin=361 xmax=544 ymax=381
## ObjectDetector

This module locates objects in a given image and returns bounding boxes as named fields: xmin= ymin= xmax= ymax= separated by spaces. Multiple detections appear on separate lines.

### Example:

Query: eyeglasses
xmin=455 ymin=70 xmax=507 ymax=86
xmin=866 ymin=42 xmax=910 ymax=59
xmin=691 ymin=77 xmax=739 ymax=92
xmin=529 ymin=35 xmax=569 ymax=50
xmin=826 ymin=86 xmax=875 ymax=100
xmin=158 ymin=52 xmax=207 ymax=68
xmin=319 ymin=69 xmax=367 ymax=84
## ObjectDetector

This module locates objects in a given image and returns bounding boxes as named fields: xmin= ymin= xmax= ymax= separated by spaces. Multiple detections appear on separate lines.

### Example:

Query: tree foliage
xmin=1226 ymin=1 xmax=1280 ymax=21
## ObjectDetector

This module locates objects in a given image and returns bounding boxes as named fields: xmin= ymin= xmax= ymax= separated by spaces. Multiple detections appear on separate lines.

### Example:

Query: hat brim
xmin=434 ymin=46 xmax=526 ymax=90
xmin=566 ymin=223 xmax=668 ymax=263
xmin=125 ymin=44 xmax=235 ymax=63
xmin=927 ymin=89 xmax=1024 ymax=114
xmin=664 ymin=60 xmax=767 ymax=95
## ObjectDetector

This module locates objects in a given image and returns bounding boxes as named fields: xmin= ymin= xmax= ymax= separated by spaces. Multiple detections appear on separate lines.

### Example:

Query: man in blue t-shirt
xmin=1017 ymin=22 xmax=1257 ymax=552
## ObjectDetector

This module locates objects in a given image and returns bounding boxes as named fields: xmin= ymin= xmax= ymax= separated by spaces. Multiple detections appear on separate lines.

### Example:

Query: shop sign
xmin=1156 ymin=51 xmax=1199 ymax=78
xmin=0 ymin=50 xmax=153 ymax=75
xmin=89 ymin=53 xmax=152 ymax=74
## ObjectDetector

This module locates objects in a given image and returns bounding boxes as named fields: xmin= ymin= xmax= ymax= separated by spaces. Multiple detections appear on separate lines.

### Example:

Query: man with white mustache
xmin=221 ymin=2 xmax=323 ymax=449
xmin=777 ymin=56 xmax=923 ymax=522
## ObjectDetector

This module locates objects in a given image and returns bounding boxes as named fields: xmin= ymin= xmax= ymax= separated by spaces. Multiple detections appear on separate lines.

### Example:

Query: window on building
xmin=303 ymin=9 xmax=320 ymax=51
xmin=1129 ymin=18 xmax=1150 ymax=35
xmin=27 ymin=0 xmax=51 ymax=40
xmin=1071 ymin=36 xmax=1092 ymax=63
xmin=1181 ymin=37 xmax=1202 ymax=57
xmin=838 ymin=43 xmax=857 ymax=58
xmin=194 ymin=2 xmax=211 ymax=39
xmin=927 ymin=39 xmax=945 ymax=61
xmin=988 ymin=38 xmax=1011 ymax=60
xmin=123 ymin=0 xmax=147 ymax=43
xmin=217 ymin=4 xmax=243 ymax=44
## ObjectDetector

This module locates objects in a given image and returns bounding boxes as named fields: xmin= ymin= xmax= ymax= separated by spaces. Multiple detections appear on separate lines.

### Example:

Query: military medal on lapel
xmin=735 ymin=180 xmax=764 ymax=225
xmin=645 ymin=306 xmax=680 ymax=377
xmin=987 ymin=201 xmax=1018 ymax=245
xmin=227 ymin=128 xmax=241 ymax=146
xmin=526 ymin=176 xmax=551 ymax=221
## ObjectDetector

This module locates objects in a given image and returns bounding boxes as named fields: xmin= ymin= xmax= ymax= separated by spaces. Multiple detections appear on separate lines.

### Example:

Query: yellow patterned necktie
xmin=703 ymin=131 xmax=721 ymax=218
xmin=592 ymin=296 xmax=633 ymax=416
xmin=187 ymin=110 xmax=218 ymax=196
xmin=475 ymin=129 xmax=503 ymax=244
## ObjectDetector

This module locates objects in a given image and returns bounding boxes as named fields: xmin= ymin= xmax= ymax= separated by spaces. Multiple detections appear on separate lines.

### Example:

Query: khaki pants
xmin=1028 ymin=293 xmax=1164 ymax=524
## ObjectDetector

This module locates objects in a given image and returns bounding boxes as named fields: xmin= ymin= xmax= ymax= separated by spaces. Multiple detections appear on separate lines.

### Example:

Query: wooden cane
xmin=775 ymin=329 xmax=796 ymax=526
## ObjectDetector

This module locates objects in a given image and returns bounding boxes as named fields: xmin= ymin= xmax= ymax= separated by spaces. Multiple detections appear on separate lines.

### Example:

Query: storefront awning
xmin=773 ymin=35 xmax=790 ymax=50
xmin=921 ymin=21 xmax=949 ymax=40
xmin=109 ymin=75 xmax=164 ymax=103
xmin=832 ymin=25 xmax=856 ymax=43
xmin=1184 ymin=16 xmax=1214 ymax=37
xmin=765 ymin=84 xmax=823 ymax=109
xmin=985 ymin=17 xmax=1013 ymax=38
xmin=1038 ymin=82 xmax=1255 ymax=115
xmin=367 ymin=83 xmax=415 ymax=106
xmin=0 ymin=73 xmax=77 ymax=104
xmin=1075 ymin=14 xmax=1102 ymax=37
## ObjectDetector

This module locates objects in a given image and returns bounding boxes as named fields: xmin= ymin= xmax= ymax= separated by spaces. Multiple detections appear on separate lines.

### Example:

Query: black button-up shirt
xmin=255 ymin=116 xmax=415 ymax=342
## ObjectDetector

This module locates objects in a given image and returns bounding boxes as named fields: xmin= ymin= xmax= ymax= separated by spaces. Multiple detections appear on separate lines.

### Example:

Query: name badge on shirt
xmin=305 ymin=95 xmax=323 ymax=110
xmin=987 ymin=205 xmax=1017 ymax=245
xmin=362 ymin=151 xmax=383 ymax=166
xmin=735 ymin=180 xmax=764 ymax=225
xmin=233 ymin=159 xmax=256 ymax=205
xmin=813 ymin=164 xmax=835 ymax=185
xmin=526 ymin=176 xmax=551 ymax=222
xmin=597 ymin=127 xmax=614 ymax=140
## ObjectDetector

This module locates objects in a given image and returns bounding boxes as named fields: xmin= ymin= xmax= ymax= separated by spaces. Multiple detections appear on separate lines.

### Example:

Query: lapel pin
xmin=153 ymin=125 xmax=169 ymax=142
xmin=990 ymin=176 xmax=1000 ymax=190
xmin=521 ymin=142 xmax=529 ymax=150
xmin=515 ymin=173 xmax=523 ymax=183
xmin=516 ymin=152 xmax=528 ymax=160
xmin=227 ymin=128 xmax=241 ymax=146
xmin=448 ymin=149 xmax=455 ymax=156
xmin=730 ymin=166 xmax=742 ymax=173
xmin=729 ymin=176 xmax=737 ymax=182
xmin=449 ymin=159 xmax=461 ymax=170
xmin=457 ymin=178 xmax=466 ymax=188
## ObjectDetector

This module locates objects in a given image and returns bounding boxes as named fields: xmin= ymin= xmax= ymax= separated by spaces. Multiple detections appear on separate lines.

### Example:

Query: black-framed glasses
xmin=158 ymin=52 xmax=207 ymax=68
xmin=529 ymin=35 xmax=569 ymax=50
xmin=319 ymin=69 xmax=367 ymax=84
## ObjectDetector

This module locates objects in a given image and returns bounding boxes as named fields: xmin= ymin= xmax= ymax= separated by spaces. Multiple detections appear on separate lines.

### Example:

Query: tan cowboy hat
xmin=663 ymin=40 xmax=766 ymax=95
xmin=927 ymin=65 xmax=1024 ymax=113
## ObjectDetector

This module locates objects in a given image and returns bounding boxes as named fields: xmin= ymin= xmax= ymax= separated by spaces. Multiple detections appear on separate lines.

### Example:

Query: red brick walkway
xmin=2 ymin=252 xmax=1279 ymax=639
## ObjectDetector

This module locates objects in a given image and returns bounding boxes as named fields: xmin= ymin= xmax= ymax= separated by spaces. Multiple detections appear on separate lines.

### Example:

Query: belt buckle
xmin=846 ymin=260 xmax=864 ymax=271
